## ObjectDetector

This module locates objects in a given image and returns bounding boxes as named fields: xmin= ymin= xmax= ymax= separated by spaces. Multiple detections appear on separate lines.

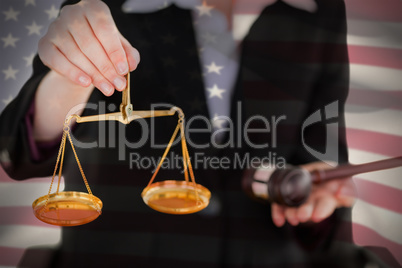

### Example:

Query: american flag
xmin=0 ymin=0 xmax=401 ymax=267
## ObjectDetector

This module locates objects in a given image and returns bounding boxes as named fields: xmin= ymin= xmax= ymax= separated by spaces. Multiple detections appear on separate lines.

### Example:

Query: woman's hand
xmin=34 ymin=0 xmax=140 ymax=141
xmin=271 ymin=162 xmax=357 ymax=227
xmin=38 ymin=0 xmax=140 ymax=96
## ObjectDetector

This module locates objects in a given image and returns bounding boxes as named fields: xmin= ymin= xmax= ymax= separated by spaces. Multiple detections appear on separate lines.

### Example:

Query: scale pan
xmin=142 ymin=180 xmax=211 ymax=214
xmin=32 ymin=191 xmax=102 ymax=226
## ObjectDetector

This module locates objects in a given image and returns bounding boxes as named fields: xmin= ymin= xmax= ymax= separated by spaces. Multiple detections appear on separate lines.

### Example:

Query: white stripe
xmin=0 ymin=225 xmax=61 ymax=249
xmin=0 ymin=182 xmax=64 ymax=207
xmin=348 ymin=149 xmax=402 ymax=190
xmin=233 ymin=14 xmax=259 ymax=41
xmin=345 ymin=104 xmax=402 ymax=136
xmin=350 ymin=64 xmax=402 ymax=92
xmin=347 ymin=19 xmax=402 ymax=49
xmin=352 ymin=199 xmax=402 ymax=245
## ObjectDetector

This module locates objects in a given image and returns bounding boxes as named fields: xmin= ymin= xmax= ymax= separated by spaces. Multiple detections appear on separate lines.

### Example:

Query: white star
xmin=2 ymin=65 xmax=19 ymax=80
xmin=23 ymin=53 xmax=36 ymax=67
xmin=0 ymin=149 xmax=12 ymax=168
xmin=1 ymin=33 xmax=19 ymax=48
xmin=25 ymin=0 xmax=36 ymax=6
xmin=2 ymin=95 xmax=14 ymax=105
xmin=3 ymin=7 xmax=20 ymax=21
xmin=0 ymin=150 xmax=11 ymax=165
xmin=212 ymin=114 xmax=226 ymax=129
xmin=26 ymin=21 xmax=43 ymax=36
xmin=158 ymin=1 xmax=169 ymax=9
xmin=195 ymin=1 xmax=214 ymax=16
xmin=45 ymin=5 xmax=59 ymax=20
xmin=205 ymin=62 xmax=224 ymax=75
xmin=212 ymin=114 xmax=226 ymax=128
xmin=201 ymin=32 xmax=217 ymax=44
xmin=207 ymin=84 xmax=225 ymax=99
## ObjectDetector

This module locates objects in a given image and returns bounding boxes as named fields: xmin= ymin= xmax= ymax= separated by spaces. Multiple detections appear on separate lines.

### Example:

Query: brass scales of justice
xmin=32 ymin=73 xmax=211 ymax=226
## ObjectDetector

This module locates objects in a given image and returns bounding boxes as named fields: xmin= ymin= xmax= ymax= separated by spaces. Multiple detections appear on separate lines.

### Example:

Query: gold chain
xmin=66 ymin=131 xmax=93 ymax=195
xmin=179 ymin=117 xmax=189 ymax=182
xmin=40 ymin=128 xmax=67 ymax=214
xmin=179 ymin=121 xmax=200 ymax=203
xmin=66 ymin=131 xmax=101 ymax=211
xmin=145 ymin=113 xmax=201 ymax=204
xmin=41 ymin=119 xmax=101 ymax=212
xmin=146 ymin=123 xmax=181 ymax=188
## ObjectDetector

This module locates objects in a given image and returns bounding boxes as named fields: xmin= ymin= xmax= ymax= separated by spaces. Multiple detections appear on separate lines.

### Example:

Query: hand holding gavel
xmin=243 ymin=156 xmax=402 ymax=207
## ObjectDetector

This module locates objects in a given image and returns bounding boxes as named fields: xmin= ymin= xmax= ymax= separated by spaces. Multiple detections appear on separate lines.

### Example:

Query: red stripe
xmin=347 ymin=88 xmax=402 ymax=110
xmin=0 ymin=206 xmax=59 ymax=228
xmin=345 ymin=0 xmax=402 ymax=22
xmin=354 ymin=177 xmax=402 ymax=214
xmin=348 ymin=45 xmax=402 ymax=70
xmin=233 ymin=0 xmax=402 ymax=22
xmin=0 ymin=246 xmax=25 ymax=267
xmin=0 ymin=166 xmax=14 ymax=182
xmin=352 ymin=223 xmax=402 ymax=266
xmin=346 ymin=128 xmax=402 ymax=157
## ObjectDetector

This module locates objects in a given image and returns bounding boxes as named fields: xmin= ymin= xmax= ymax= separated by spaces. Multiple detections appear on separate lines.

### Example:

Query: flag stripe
xmin=233 ymin=16 xmax=402 ymax=49
xmin=348 ymin=149 xmax=402 ymax=190
xmin=233 ymin=14 xmax=258 ymax=41
xmin=0 ymin=183 xmax=64 ymax=206
xmin=354 ymin=177 xmax=402 ymax=215
xmin=345 ymin=0 xmax=402 ymax=22
xmin=352 ymin=223 xmax=402 ymax=266
xmin=0 ymin=207 xmax=57 ymax=228
xmin=350 ymin=64 xmax=402 ymax=91
xmin=347 ymin=128 xmax=402 ymax=157
xmin=233 ymin=17 xmax=402 ymax=53
xmin=352 ymin=199 xmax=402 ymax=245
xmin=0 ymin=225 xmax=60 ymax=249
xmin=346 ymin=105 xmax=402 ymax=136
xmin=347 ymin=20 xmax=402 ymax=49
xmin=347 ymin=88 xmax=402 ymax=110
xmin=0 ymin=247 xmax=25 ymax=267
xmin=348 ymin=45 xmax=402 ymax=70
xmin=233 ymin=0 xmax=402 ymax=22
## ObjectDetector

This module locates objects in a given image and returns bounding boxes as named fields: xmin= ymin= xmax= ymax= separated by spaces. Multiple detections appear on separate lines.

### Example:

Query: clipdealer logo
xmin=65 ymin=100 xmax=340 ymax=167
xmin=129 ymin=151 xmax=286 ymax=172
xmin=301 ymin=101 xmax=339 ymax=165
xmin=66 ymin=101 xmax=288 ymax=161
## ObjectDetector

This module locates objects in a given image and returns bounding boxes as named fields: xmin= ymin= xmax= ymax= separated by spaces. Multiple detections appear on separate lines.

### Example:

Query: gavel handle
xmin=311 ymin=156 xmax=402 ymax=184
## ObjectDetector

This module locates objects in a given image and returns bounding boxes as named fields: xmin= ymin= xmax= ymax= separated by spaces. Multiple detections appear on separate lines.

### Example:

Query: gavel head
xmin=243 ymin=166 xmax=313 ymax=207
xmin=268 ymin=168 xmax=312 ymax=206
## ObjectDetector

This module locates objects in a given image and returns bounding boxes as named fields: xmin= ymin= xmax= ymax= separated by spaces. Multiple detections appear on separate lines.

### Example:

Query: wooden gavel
xmin=243 ymin=157 xmax=402 ymax=207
